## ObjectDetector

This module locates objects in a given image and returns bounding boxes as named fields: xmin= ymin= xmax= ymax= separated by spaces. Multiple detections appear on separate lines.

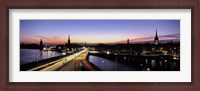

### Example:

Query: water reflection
xmin=20 ymin=49 xmax=61 ymax=65
xmin=159 ymin=61 xmax=162 ymax=68
xmin=151 ymin=60 xmax=156 ymax=68
xmin=88 ymin=53 xmax=180 ymax=71
xmin=145 ymin=59 xmax=148 ymax=65
xmin=170 ymin=62 xmax=176 ymax=70
xmin=89 ymin=55 xmax=140 ymax=71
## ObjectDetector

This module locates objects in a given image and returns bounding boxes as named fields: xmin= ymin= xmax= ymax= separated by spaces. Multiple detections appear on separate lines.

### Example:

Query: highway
xmin=29 ymin=48 xmax=90 ymax=71
xmin=58 ymin=50 xmax=88 ymax=71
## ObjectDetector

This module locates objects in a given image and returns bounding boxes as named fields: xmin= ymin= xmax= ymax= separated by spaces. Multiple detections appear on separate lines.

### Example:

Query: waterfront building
xmin=127 ymin=38 xmax=130 ymax=45
xmin=39 ymin=39 xmax=43 ymax=50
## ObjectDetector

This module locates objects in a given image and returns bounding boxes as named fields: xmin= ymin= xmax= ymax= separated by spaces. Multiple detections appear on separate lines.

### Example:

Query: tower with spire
xmin=127 ymin=38 xmax=130 ymax=45
xmin=39 ymin=39 xmax=43 ymax=50
xmin=68 ymin=34 xmax=70 ymax=46
xmin=154 ymin=29 xmax=159 ymax=45
xmin=67 ymin=34 xmax=72 ymax=51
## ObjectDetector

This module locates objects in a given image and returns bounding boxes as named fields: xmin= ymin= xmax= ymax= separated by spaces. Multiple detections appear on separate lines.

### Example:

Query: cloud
xmin=34 ymin=35 xmax=66 ymax=44
xmin=115 ymin=33 xmax=180 ymax=43
xmin=20 ymin=38 xmax=39 ymax=44
xmin=159 ymin=33 xmax=180 ymax=38
xmin=35 ymin=35 xmax=52 ymax=41
xmin=34 ymin=35 xmax=56 ymax=44
xmin=53 ymin=36 xmax=58 ymax=39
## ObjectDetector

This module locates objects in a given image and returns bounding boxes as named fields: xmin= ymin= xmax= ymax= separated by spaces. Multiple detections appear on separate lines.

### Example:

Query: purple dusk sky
xmin=20 ymin=20 xmax=180 ymax=45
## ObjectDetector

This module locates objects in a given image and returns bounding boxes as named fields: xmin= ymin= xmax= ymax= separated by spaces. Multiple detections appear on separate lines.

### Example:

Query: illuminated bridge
xmin=21 ymin=48 xmax=99 ymax=71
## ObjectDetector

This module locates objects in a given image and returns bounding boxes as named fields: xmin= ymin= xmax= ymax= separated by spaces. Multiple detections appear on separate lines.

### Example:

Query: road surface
xmin=58 ymin=50 xmax=88 ymax=71
xmin=28 ymin=49 xmax=89 ymax=71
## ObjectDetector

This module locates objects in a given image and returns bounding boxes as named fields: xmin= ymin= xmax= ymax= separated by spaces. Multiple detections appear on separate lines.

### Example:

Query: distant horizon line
xmin=20 ymin=40 xmax=180 ymax=46
xmin=20 ymin=33 xmax=180 ymax=45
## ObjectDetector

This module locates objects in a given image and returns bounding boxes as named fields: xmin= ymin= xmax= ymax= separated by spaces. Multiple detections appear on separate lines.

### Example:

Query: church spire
xmin=127 ymin=38 xmax=130 ymax=45
xmin=154 ymin=28 xmax=159 ymax=45
xmin=156 ymin=28 xmax=158 ymax=38
xmin=40 ymin=39 xmax=43 ymax=45
xmin=39 ymin=39 xmax=43 ymax=50
xmin=68 ymin=34 xmax=70 ymax=45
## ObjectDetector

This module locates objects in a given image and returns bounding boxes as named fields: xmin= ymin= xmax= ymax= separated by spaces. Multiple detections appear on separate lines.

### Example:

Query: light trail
xmin=58 ymin=50 xmax=89 ymax=71
xmin=29 ymin=49 xmax=88 ymax=71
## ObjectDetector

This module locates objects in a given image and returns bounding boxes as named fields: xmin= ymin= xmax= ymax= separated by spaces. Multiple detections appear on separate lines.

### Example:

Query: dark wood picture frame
xmin=0 ymin=0 xmax=199 ymax=91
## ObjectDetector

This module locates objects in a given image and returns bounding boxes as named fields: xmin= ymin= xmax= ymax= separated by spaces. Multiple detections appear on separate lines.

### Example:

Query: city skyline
xmin=20 ymin=20 xmax=180 ymax=45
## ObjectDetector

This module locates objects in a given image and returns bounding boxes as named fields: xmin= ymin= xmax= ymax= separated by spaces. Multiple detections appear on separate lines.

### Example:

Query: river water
xmin=88 ymin=55 xmax=141 ymax=71
xmin=88 ymin=54 xmax=179 ymax=71
xmin=20 ymin=49 xmax=61 ymax=65
xmin=20 ymin=49 xmax=178 ymax=71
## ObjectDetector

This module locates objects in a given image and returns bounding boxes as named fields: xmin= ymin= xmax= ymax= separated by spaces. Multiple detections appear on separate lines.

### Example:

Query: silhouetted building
xmin=67 ymin=34 xmax=71 ymax=51
xmin=68 ymin=34 xmax=71 ymax=45
xmin=39 ymin=39 xmax=43 ymax=50
xmin=127 ymin=38 xmax=130 ymax=45
xmin=154 ymin=29 xmax=159 ymax=45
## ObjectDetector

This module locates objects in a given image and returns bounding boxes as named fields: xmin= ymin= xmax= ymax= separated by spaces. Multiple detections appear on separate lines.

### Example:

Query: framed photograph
xmin=1 ymin=0 xmax=199 ymax=91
